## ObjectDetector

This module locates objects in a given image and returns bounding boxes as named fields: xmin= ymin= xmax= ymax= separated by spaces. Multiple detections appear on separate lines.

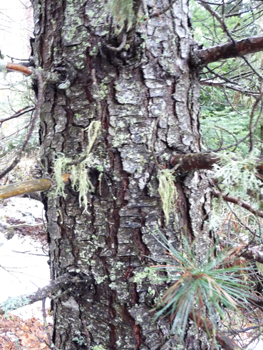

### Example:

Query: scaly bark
xmin=31 ymin=0 xmax=211 ymax=349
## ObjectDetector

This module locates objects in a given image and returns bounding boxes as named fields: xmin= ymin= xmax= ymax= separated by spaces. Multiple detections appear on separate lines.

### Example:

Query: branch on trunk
xmin=0 ymin=60 xmax=61 ymax=85
xmin=197 ymin=36 xmax=263 ymax=65
xmin=6 ymin=62 xmax=32 ymax=75
xmin=0 ymin=60 xmax=34 ymax=75
xmin=0 ymin=179 xmax=52 ymax=199
xmin=170 ymin=153 xmax=219 ymax=172
xmin=170 ymin=153 xmax=263 ymax=176
xmin=189 ymin=312 xmax=242 ymax=350
xmin=0 ymin=174 xmax=70 ymax=199
xmin=0 ymin=273 xmax=90 ymax=315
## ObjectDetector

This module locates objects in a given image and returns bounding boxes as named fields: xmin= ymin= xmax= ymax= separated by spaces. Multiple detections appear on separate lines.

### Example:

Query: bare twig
xmin=200 ymin=80 xmax=259 ymax=97
xmin=213 ymin=190 xmax=263 ymax=218
xmin=0 ymin=70 xmax=43 ymax=179
xmin=198 ymin=1 xmax=235 ymax=43
xmin=0 ymin=106 xmax=35 ymax=123
xmin=189 ymin=312 xmax=242 ymax=350
xmin=42 ymin=299 xmax=51 ymax=342
xmin=220 ymin=240 xmax=263 ymax=264
xmin=41 ymin=298 xmax=58 ymax=350
xmin=0 ymin=220 xmax=44 ymax=230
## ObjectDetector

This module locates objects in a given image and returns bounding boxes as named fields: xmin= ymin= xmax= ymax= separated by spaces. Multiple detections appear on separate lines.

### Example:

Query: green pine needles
xmin=150 ymin=229 xmax=254 ymax=338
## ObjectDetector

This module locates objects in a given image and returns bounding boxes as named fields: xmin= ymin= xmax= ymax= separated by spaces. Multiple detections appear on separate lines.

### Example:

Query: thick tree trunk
xmin=32 ymin=0 xmax=211 ymax=349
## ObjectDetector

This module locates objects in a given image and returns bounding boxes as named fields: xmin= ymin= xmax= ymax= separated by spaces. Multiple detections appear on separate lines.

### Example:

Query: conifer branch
xmin=197 ymin=36 xmax=263 ymax=65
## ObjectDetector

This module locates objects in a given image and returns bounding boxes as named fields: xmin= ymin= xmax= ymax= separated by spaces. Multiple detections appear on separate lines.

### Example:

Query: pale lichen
xmin=108 ymin=0 xmax=135 ymax=34
xmin=53 ymin=121 xmax=101 ymax=212
xmin=157 ymin=169 xmax=177 ymax=224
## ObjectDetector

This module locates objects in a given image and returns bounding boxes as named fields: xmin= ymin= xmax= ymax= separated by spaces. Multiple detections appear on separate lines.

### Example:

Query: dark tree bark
xmin=30 ymin=0 xmax=217 ymax=349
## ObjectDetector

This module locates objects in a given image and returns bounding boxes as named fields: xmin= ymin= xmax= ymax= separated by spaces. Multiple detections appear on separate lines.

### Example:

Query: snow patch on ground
xmin=0 ymin=197 xmax=50 ymax=320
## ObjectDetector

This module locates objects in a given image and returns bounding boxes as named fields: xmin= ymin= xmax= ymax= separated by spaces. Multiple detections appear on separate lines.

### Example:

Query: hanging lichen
xmin=109 ymin=0 xmax=135 ymax=34
xmin=53 ymin=153 xmax=71 ymax=197
xmin=70 ymin=160 xmax=95 ymax=212
xmin=53 ymin=121 xmax=101 ymax=212
xmin=85 ymin=120 xmax=101 ymax=155
xmin=213 ymin=150 xmax=261 ymax=202
xmin=157 ymin=169 xmax=177 ymax=224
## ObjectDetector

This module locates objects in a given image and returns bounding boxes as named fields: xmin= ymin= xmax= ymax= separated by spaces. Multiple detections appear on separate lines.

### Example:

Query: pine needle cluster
xmin=150 ymin=230 xmax=254 ymax=338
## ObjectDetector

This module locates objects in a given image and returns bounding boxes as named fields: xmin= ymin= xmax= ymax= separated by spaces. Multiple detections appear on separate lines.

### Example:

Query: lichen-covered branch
xmin=0 ymin=273 xmax=90 ymax=315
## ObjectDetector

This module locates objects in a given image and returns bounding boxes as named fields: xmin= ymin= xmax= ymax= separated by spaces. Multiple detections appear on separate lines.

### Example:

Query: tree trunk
xmin=32 ymin=0 xmax=211 ymax=349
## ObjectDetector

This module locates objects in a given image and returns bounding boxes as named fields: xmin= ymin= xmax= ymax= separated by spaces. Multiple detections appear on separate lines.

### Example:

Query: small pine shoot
xmin=150 ymin=229 xmax=254 ymax=338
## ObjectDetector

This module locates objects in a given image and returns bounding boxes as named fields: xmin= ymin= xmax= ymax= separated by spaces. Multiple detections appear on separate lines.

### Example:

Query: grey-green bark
xmin=32 ymin=0 xmax=211 ymax=349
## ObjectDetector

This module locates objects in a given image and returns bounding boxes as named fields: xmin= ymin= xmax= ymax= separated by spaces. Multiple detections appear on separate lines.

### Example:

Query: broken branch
xmin=0 ymin=174 xmax=70 ymax=199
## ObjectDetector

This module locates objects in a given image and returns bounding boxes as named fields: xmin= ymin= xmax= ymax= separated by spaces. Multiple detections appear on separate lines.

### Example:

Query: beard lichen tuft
xmin=53 ymin=153 xmax=71 ymax=197
xmin=157 ymin=169 xmax=177 ymax=224
xmin=108 ymin=0 xmax=135 ymax=34
xmin=53 ymin=121 xmax=101 ymax=212
xmin=71 ymin=160 xmax=95 ymax=212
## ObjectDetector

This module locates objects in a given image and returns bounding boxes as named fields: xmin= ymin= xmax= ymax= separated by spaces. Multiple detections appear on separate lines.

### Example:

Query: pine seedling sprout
xmin=150 ymin=229 xmax=254 ymax=338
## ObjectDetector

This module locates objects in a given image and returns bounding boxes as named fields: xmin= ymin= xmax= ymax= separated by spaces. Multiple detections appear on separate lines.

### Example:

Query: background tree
xmin=2 ymin=0 xmax=263 ymax=349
